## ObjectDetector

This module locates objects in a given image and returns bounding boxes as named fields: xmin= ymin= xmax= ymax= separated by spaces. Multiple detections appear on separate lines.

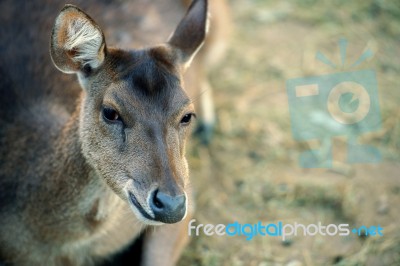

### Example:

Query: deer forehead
xmin=98 ymin=50 xmax=191 ymax=115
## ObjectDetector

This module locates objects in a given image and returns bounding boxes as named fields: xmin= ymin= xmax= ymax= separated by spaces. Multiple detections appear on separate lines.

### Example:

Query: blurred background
xmin=180 ymin=0 xmax=400 ymax=265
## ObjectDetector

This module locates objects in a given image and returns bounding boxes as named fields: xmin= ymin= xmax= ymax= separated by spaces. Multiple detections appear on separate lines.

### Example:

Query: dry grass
xmin=179 ymin=0 xmax=400 ymax=265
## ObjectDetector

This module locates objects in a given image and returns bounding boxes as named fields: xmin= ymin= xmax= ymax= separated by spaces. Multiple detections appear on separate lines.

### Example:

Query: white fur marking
xmin=64 ymin=18 xmax=103 ymax=68
xmin=205 ymin=11 xmax=211 ymax=35
xmin=182 ymin=191 xmax=188 ymax=221
xmin=182 ymin=41 xmax=204 ymax=69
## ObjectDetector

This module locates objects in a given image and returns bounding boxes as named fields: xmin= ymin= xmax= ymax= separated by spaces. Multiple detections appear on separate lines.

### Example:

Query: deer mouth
xmin=127 ymin=192 xmax=155 ymax=221
xmin=127 ymin=189 xmax=187 ymax=225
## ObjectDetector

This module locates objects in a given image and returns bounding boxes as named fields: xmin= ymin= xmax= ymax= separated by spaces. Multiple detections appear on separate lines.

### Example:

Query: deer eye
xmin=102 ymin=107 xmax=121 ymax=122
xmin=180 ymin=113 xmax=196 ymax=125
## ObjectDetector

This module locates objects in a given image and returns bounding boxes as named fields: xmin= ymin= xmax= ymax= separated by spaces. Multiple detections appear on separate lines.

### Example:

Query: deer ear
xmin=50 ymin=5 xmax=106 ymax=74
xmin=168 ymin=0 xmax=208 ymax=70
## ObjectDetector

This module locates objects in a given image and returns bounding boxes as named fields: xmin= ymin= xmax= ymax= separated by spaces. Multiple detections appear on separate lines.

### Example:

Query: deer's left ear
xmin=50 ymin=4 xmax=106 ymax=74
xmin=168 ymin=0 xmax=208 ymax=71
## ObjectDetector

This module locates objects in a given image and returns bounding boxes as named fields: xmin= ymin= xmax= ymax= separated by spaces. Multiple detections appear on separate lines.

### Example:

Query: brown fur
xmin=0 ymin=0 xmax=230 ymax=265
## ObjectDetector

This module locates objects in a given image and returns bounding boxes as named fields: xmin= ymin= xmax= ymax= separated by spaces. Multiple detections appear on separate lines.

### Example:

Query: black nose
xmin=150 ymin=190 xmax=186 ymax=224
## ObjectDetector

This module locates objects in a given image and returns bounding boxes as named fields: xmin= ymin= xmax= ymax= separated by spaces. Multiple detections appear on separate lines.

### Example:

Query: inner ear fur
xmin=50 ymin=4 xmax=106 ymax=74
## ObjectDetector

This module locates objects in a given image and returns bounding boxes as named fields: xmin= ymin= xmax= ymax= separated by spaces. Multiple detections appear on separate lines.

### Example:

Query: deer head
xmin=50 ymin=0 xmax=208 ymax=225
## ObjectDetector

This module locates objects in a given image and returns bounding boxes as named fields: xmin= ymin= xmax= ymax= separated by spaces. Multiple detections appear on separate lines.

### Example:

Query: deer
xmin=0 ymin=0 xmax=230 ymax=265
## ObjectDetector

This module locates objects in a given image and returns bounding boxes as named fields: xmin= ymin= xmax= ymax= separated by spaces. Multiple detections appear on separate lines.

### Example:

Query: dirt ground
xmin=179 ymin=0 xmax=400 ymax=265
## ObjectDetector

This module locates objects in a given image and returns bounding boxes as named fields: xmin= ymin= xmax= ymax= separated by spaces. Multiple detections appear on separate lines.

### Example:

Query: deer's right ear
xmin=50 ymin=5 xmax=106 ymax=74
xmin=167 ymin=0 xmax=208 ymax=71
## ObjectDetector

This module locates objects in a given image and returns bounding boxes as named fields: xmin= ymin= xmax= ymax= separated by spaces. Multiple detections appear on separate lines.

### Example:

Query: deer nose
xmin=150 ymin=189 xmax=186 ymax=224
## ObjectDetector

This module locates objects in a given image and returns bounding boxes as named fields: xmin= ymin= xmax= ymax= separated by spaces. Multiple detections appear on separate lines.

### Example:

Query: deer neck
xmin=33 ymin=95 xmax=124 ymax=234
